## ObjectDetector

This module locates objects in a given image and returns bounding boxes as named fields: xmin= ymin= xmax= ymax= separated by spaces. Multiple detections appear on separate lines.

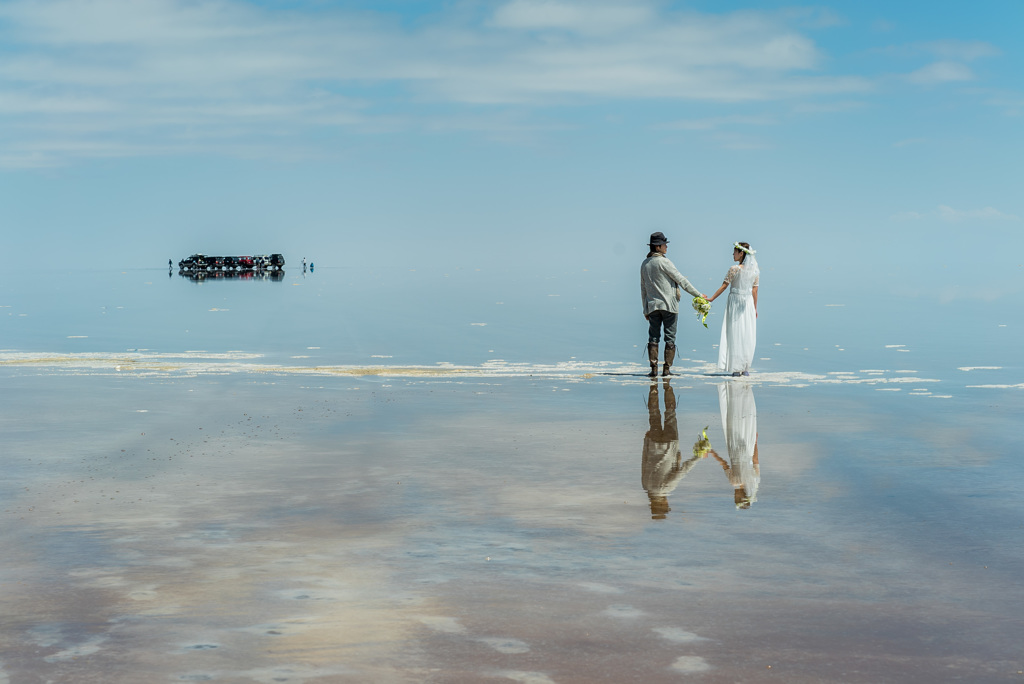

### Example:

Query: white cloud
xmin=490 ymin=0 xmax=653 ymax=34
xmin=982 ymin=90 xmax=1024 ymax=117
xmin=422 ymin=6 xmax=869 ymax=104
xmin=0 ymin=93 xmax=114 ymax=114
xmin=657 ymin=114 xmax=775 ymax=131
xmin=0 ymin=0 xmax=871 ymax=166
xmin=937 ymin=205 xmax=1018 ymax=222
xmin=917 ymin=40 xmax=1000 ymax=62
xmin=655 ymin=114 xmax=776 ymax=150
xmin=781 ymin=7 xmax=846 ymax=30
xmin=877 ymin=39 xmax=999 ymax=62
xmin=907 ymin=61 xmax=975 ymax=84
xmin=792 ymin=100 xmax=866 ymax=114
xmin=876 ymin=40 xmax=998 ymax=87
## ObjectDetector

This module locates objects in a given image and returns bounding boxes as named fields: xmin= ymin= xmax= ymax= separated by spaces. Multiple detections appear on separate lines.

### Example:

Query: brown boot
xmin=662 ymin=344 xmax=676 ymax=376
xmin=647 ymin=342 xmax=659 ymax=378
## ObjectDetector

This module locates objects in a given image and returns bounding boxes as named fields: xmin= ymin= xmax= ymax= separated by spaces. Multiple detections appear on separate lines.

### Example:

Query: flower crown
xmin=733 ymin=242 xmax=755 ymax=255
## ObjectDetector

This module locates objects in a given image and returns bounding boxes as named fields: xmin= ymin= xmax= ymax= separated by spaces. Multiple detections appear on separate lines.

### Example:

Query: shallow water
xmin=1 ymin=268 xmax=1022 ymax=682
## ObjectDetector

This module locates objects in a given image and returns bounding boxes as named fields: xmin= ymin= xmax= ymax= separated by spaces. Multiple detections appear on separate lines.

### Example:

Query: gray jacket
xmin=641 ymin=253 xmax=701 ymax=315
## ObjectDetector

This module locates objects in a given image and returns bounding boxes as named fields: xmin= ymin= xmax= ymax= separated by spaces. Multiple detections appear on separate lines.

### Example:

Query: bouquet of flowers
xmin=692 ymin=296 xmax=711 ymax=328
xmin=692 ymin=427 xmax=711 ymax=458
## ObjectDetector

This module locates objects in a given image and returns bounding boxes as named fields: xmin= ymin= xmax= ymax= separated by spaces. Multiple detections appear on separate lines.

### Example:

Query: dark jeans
xmin=647 ymin=310 xmax=677 ymax=346
xmin=646 ymin=383 xmax=678 ymax=440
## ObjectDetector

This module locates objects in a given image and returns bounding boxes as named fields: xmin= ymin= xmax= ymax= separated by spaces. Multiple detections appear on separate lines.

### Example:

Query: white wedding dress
xmin=717 ymin=256 xmax=759 ymax=375
xmin=718 ymin=381 xmax=759 ymax=508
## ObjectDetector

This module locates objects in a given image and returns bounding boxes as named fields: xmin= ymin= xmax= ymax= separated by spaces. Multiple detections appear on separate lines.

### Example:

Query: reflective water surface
xmin=1 ymin=268 xmax=1022 ymax=682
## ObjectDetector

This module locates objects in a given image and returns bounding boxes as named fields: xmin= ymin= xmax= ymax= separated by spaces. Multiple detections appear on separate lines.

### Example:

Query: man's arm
xmin=664 ymin=261 xmax=702 ymax=299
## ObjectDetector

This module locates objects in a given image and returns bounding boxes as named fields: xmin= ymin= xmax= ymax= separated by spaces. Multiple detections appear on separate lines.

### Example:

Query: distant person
xmin=168 ymin=259 xmax=172 ymax=268
xmin=640 ymin=232 xmax=707 ymax=378
xmin=706 ymin=242 xmax=759 ymax=376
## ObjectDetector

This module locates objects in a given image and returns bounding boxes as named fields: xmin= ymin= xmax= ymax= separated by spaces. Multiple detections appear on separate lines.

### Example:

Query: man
xmin=640 ymin=232 xmax=706 ymax=377
xmin=642 ymin=381 xmax=705 ymax=519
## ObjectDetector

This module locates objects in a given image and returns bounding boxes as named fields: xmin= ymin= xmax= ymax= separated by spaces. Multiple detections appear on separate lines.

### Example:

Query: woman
xmin=707 ymin=242 xmax=759 ymax=376
xmin=708 ymin=381 xmax=759 ymax=509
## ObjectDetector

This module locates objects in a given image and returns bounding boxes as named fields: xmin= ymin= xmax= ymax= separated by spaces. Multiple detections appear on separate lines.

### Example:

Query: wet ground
xmin=1 ymin=362 xmax=1022 ymax=683
xmin=1 ymin=268 xmax=1022 ymax=682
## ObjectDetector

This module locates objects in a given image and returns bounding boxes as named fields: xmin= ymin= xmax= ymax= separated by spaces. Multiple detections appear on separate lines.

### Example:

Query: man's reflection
xmin=709 ymin=382 xmax=759 ymax=509
xmin=642 ymin=381 xmax=707 ymax=519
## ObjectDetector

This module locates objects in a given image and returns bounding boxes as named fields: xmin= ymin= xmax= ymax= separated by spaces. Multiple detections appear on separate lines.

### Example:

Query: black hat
xmin=649 ymin=231 xmax=669 ymax=246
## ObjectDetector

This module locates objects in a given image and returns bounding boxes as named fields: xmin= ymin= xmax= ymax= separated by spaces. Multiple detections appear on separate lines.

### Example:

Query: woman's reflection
xmin=709 ymin=381 xmax=759 ymax=509
xmin=641 ymin=381 xmax=708 ymax=519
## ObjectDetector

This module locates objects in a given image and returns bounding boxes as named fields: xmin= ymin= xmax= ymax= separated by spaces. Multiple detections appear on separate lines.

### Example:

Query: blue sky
xmin=1 ymin=0 xmax=1021 ymax=299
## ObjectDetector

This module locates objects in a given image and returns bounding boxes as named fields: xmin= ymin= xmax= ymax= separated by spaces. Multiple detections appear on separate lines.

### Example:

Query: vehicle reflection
xmin=709 ymin=382 xmax=759 ymax=509
xmin=641 ymin=380 xmax=710 ymax=519
xmin=178 ymin=269 xmax=286 ymax=283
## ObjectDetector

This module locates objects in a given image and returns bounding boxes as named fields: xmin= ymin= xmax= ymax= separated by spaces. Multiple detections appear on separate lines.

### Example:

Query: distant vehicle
xmin=178 ymin=253 xmax=284 ymax=272
xmin=178 ymin=253 xmax=208 ymax=270
xmin=251 ymin=254 xmax=285 ymax=270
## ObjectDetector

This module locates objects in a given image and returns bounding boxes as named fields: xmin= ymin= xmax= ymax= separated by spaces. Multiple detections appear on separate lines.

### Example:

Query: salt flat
xmin=1 ymin=268 xmax=1021 ymax=682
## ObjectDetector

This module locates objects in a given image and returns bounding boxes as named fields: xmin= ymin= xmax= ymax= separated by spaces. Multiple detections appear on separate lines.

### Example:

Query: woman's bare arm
xmin=707 ymin=281 xmax=728 ymax=303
